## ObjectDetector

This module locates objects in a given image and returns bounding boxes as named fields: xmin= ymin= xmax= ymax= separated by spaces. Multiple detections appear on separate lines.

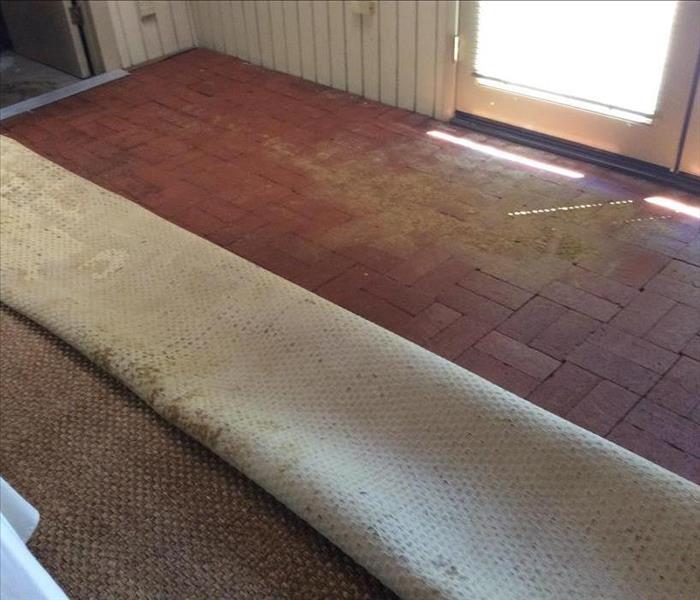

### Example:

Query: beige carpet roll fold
xmin=0 ymin=305 xmax=395 ymax=599
xmin=1 ymin=135 xmax=698 ymax=600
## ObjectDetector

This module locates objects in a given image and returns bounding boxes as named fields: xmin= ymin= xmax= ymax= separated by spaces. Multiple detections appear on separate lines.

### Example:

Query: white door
xmin=2 ymin=0 xmax=91 ymax=78
xmin=679 ymin=79 xmax=700 ymax=177
xmin=455 ymin=1 xmax=700 ymax=168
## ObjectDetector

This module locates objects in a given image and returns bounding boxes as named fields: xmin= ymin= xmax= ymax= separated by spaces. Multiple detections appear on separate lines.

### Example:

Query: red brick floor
xmin=2 ymin=49 xmax=699 ymax=483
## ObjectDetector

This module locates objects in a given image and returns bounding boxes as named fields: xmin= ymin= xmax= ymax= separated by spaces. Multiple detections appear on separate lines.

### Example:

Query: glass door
xmin=455 ymin=1 xmax=700 ymax=168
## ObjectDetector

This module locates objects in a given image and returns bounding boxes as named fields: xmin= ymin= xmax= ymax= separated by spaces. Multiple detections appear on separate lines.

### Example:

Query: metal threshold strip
xmin=0 ymin=70 xmax=129 ymax=121
xmin=451 ymin=111 xmax=700 ymax=195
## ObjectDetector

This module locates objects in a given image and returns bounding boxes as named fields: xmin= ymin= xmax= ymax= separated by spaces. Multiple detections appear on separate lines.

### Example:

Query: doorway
xmin=455 ymin=1 xmax=700 ymax=175
xmin=0 ymin=0 xmax=94 ymax=109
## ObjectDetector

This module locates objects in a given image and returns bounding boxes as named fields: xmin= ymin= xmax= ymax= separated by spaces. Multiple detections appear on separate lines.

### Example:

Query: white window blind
xmin=474 ymin=1 xmax=678 ymax=123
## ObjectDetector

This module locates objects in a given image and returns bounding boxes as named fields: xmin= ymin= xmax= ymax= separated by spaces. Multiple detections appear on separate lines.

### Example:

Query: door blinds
xmin=473 ymin=1 xmax=678 ymax=123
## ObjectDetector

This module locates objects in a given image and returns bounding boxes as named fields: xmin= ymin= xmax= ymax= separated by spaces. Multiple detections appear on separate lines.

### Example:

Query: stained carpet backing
xmin=0 ymin=305 xmax=395 ymax=599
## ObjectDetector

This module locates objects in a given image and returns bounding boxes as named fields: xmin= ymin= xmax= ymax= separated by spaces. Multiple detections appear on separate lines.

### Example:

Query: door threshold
xmin=451 ymin=112 xmax=700 ymax=195
xmin=0 ymin=69 xmax=129 ymax=121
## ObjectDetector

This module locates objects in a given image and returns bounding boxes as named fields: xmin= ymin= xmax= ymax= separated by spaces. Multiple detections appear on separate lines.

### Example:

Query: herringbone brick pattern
xmin=3 ymin=49 xmax=699 ymax=482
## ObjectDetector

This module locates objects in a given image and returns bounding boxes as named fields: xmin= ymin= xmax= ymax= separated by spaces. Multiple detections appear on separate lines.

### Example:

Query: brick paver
xmin=2 ymin=49 xmax=698 ymax=482
xmin=567 ymin=381 xmax=640 ymax=436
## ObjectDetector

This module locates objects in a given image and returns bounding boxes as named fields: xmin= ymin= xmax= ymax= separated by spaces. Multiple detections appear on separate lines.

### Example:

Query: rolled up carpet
xmin=1 ymin=135 xmax=698 ymax=599
xmin=0 ymin=305 xmax=395 ymax=599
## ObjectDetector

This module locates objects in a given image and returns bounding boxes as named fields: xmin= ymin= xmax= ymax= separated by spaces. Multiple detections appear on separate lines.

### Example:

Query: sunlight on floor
xmin=427 ymin=130 xmax=585 ymax=179
xmin=508 ymin=200 xmax=633 ymax=217
xmin=645 ymin=196 xmax=700 ymax=218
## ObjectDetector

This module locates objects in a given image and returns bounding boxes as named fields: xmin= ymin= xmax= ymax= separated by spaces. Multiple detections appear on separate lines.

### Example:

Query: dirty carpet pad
xmin=1 ymin=135 xmax=699 ymax=599
xmin=0 ymin=305 xmax=394 ymax=599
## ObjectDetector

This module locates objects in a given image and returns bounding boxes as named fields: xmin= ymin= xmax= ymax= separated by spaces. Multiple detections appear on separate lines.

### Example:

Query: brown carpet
xmin=0 ymin=304 xmax=395 ymax=600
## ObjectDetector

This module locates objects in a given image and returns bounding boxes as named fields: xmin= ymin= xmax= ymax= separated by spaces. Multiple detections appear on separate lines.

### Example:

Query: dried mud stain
xmin=287 ymin=140 xmax=598 ymax=262
xmin=256 ymin=121 xmax=681 ymax=269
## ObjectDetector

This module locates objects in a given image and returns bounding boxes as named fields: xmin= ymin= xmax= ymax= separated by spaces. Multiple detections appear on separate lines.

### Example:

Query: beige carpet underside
xmin=0 ymin=305 xmax=395 ymax=599
xmin=1 ymin=135 xmax=699 ymax=599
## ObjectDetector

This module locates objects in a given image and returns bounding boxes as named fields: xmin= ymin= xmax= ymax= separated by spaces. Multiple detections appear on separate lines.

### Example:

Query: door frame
xmin=452 ymin=0 xmax=700 ymax=172
xmin=79 ymin=0 xmax=123 ymax=74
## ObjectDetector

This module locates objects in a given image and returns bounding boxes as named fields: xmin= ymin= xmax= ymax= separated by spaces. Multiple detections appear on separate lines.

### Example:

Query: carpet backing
xmin=0 ymin=305 xmax=395 ymax=599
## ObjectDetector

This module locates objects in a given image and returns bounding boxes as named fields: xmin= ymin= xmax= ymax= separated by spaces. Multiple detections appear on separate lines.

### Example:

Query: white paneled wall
xmin=189 ymin=1 xmax=459 ymax=119
xmin=105 ymin=1 xmax=196 ymax=69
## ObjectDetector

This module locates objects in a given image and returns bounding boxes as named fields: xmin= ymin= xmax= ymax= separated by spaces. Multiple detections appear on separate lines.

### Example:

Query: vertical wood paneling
xmin=362 ymin=7 xmax=379 ymax=100
xmin=106 ymin=1 xmax=132 ymax=67
xmin=328 ymin=1 xmax=346 ymax=90
xmin=188 ymin=1 xmax=206 ymax=47
xmin=115 ymin=2 xmax=148 ymax=64
xmin=242 ymin=1 xmax=261 ymax=64
xmin=183 ymin=0 xmax=455 ymax=119
xmin=218 ymin=1 xmax=234 ymax=55
xmin=231 ymin=1 xmax=250 ymax=60
xmin=207 ymin=0 xmax=221 ymax=50
xmin=256 ymin=2 xmax=275 ymax=69
xmin=379 ymin=0 xmax=398 ymax=106
xmin=298 ymin=1 xmax=316 ymax=81
xmin=201 ymin=1 xmax=218 ymax=50
xmin=397 ymin=1 xmax=417 ymax=110
xmin=170 ymin=0 xmax=195 ymax=49
xmin=154 ymin=1 xmax=178 ymax=56
xmin=269 ymin=1 xmax=288 ymax=72
xmin=192 ymin=1 xmax=211 ymax=48
xmin=344 ymin=1 xmax=363 ymax=95
xmin=186 ymin=0 xmax=198 ymax=46
xmin=210 ymin=1 xmax=226 ymax=53
xmin=312 ymin=1 xmax=331 ymax=86
xmin=106 ymin=0 xmax=196 ymax=68
xmin=282 ymin=2 xmax=302 ymax=76
xmin=415 ymin=1 xmax=438 ymax=115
